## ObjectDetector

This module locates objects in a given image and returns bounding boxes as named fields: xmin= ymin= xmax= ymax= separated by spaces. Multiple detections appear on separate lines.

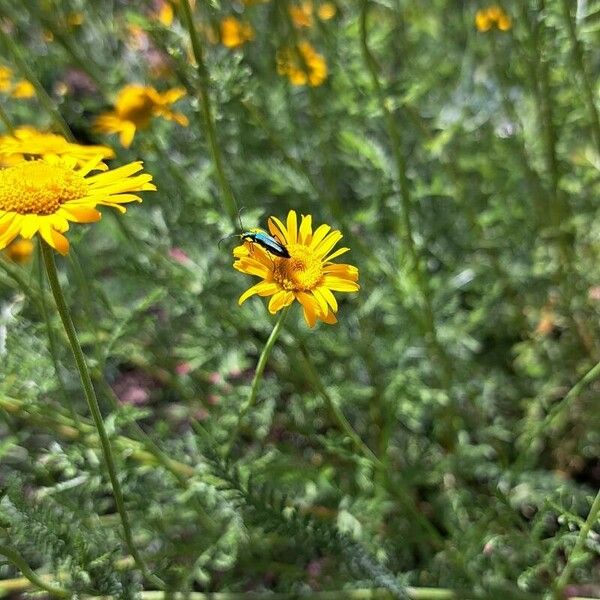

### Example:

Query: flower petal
xmin=238 ymin=281 xmax=280 ymax=305
xmin=268 ymin=290 xmax=294 ymax=314
xmin=295 ymin=291 xmax=319 ymax=327
xmin=268 ymin=216 xmax=288 ymax=244
xmin=314 ymin=230 xmax=342 ymax=258
xmin=322 ymin=275 xmax=360 ymax=292
xmin=323 ymin=246 xmax=350 ymax=262
xmin=39 ymin=223 xmax=69 ymax=255
xmin=315 ymin=285 xmax=338 ymax=312
xmin=286 ymin=210 xmax=298 ymax=244
xmin=299 ymin=214 xmax=313 ymax=245
xmin=309 ymin=223 xmax=331 ymax=250
xmin=60 ymin=205 xmax=102 ymax=223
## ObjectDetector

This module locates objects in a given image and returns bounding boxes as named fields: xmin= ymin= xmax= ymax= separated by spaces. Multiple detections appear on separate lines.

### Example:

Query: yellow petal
xmin=286 ymin=210 xmax=298 ymax=244
xmin=60 ymin=205 xmax=102 ymax=223
xmin=268 ymin=290 xmax=294 ymax=314
xmin=268 ymin=216 xmax=288 ymax=244
xmin=309 ymin=223 xmax=331 ymax=249
xmin=39 ymin=224 xmax=70 ymax=255
xmin=295 ymin=291 xmax=318 ymax=327
xmin=323 ymin=246 xmax=350 ymax=262
xmin=315 ymin=285 xmax=337 ymax=312
xmin=322 ymin=275 xmax=360 ymax=292
xmin=238 ymin=281 xmax=280 ymax=305
xmin=299 ymin=214 xmax=313 ymax=245
xmin=314 ymin=230 xmax=342 ymax=257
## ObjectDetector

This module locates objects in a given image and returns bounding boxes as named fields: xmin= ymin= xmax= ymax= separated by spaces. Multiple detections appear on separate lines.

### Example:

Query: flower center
xmin=0 ymin=161 xmax=87 ymax=215
xmin=272 ymin=243 xmax=323 ymax=291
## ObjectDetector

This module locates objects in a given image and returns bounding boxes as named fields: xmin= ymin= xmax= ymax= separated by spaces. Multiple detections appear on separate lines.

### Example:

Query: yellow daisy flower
xmin=4 ymin=238 xmax=34 ymax=264
xmin=276 ymin=41 xmax=327 ymax=87
xmin=317 ymin=2 xmax=337 ymax=21
xmin=234 ymin=210 xmax=359 ymax=327
xmin=475 ymin=5 xmax=511 ymax=32
xmin=0 ymin=155 xmax=155 ymax=255
xmin=220 ymin=16 xmax=255 ymax=49
xmin=0 ymin=66 xmax=13 ymax=93
xmin=289 ymin=1 xmax=313 ymax=28
xmin=0 ymin=127 xmax=114 ymax=166
xmin=94 ymin=84 xmax=188 ymax=148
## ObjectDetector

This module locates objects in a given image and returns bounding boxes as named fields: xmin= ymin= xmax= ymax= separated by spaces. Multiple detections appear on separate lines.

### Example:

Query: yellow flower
xmin=154 ymin=0 xmax=174 ymax=26
xmin=0 ymin=156 xmax=155 ymax=255
xmin=4 ymin=238 xmax=34 ymax=264
xmin=0 ymin=127 xmax=114 ymax=167
xmin=66 ymin=11 xmax=84 ymax=27
xmin=94 ymin=84 xmax=188 ymax=148
xmin=0 ymin=66 xmax=13 ymax=93
xmin=276 ymin=41 xmax=327 ymax=87
xmin=475 ymin=5 xmax=511 ymax=32
xmin=10 ymin=80 xmax=35 ymax=99
xmin=317 ymin=2 xmax=337 ymax=20
xmin=234 ymin=210 xmax=359 ymax=327
xmin=289 ymin=2 xmax=313 ymax=28
xmin=220 ymin=16 xmax=255 ymax=48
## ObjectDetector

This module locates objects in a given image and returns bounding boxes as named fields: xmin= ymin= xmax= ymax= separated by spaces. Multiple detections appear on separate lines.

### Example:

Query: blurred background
xmin=0 ymin=1 xmax=599 ymax=598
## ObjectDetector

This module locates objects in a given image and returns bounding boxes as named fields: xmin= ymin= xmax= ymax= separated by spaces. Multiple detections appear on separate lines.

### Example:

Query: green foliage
xmin=1 ymin=0 xmax=599 ymax=598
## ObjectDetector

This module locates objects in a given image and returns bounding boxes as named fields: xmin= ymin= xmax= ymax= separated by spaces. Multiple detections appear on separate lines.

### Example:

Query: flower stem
xmin=0 ymin=24 xmax=72 ymax=140
xmin=358 ymin=0 xmax=451 ymax=385
xmin=0 ymin=543 xmax=70 ymax=598
xmin=226 ymin=306 xmax=291 ymax=455
xmin=40 ymin=241 xmax=164 ymax=590
xmin=0 ymin=100 xmax=14 ymax=134
xmin=179 ymin=0 xmax=238 ymax=225
xmin=559 ymin=0 xmax=600 ymax=156
xmin=554 ymin=487 xmax=600 ymax=596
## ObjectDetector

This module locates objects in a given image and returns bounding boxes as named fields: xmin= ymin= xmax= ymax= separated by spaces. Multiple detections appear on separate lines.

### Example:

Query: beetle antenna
xmin=217 ymin=233 xmax=241 ymax=249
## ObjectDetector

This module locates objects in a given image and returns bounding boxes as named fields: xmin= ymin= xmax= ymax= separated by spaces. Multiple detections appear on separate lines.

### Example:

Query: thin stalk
xmin=179 ymin=0 xmax=238 ymax=224
xmin=298 ymin=342 xmax=380 ymax=466
xmin=297 ymin=343 xmax=443 ymax=547
xmin=0 ymin=101 xmax=14 ymax=133
xmin=0 ymin=543 xmax=70 ymax=598
xmin=358 ymin=0 xmax=451 ymax=384
xmin=36 ymin=241 xmax=81 ymax=429
xmin=0 ymin=25 xmax=72 ymax=140
xmin=554 ymin=487 xmax=600 ymax=596
xmin=226 ymin=306 xmax=290 ymax=455
xmin=559 ymin=0 xmax=600 ymax=155
xmin=40 ymin=242 xmax=164 ymax=590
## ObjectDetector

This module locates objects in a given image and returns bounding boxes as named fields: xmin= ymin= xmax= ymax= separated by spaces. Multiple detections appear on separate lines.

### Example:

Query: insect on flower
xmin=220 ymin=227 xmax=291 ymax=259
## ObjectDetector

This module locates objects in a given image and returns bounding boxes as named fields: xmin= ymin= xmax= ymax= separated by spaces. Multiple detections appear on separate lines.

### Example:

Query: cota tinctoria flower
xmin=4 ymin=238 xmax=34 ymax=264
xmin=94 ymin=84 xmax=188 ymax=148
xmin=0 ymin=127 xmax=114 ymax=167
xmin=276 ymin=41 xmax=327 ymax=87
xmin=234 ymin=210 xmax=359 ymax=327
xmin=0 ymin=65 xmax=35 ymax=99
xmin=0 ymin=155 xmax=155 ymax=254
xmin=220 ymin=16 xmax=255 ymax=48
xmin=289 ymin=1 xmax=336 ymax=27
xmin=475 ymin=5 xmax=512 ymax=32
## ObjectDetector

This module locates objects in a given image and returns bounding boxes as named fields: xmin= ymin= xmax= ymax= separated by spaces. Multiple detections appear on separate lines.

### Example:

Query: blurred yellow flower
xmin=289 ymin=2 xmax=313 ymax=28
xmin=153 ymin=0 xmax=174 ymax=26
xmin=11 ymin=80 xmax=35 ymax=99
xmin=0 ymin=155 xmax=155 ymax=255
xmin=0 ymin=66 xmax=13 ymax=92
xmin=475 ymin=5 xmax=511 ymax=32
xmin=66 ymin=12 xmax=84 ymax=27
xmin=277 ymin=41 xmax=327 ymax=87
xmin=4 ymin=238 xmax=34 ymax=264
xmin=220 ymin=16 xmax=255 ymax=48
xmin=94 ymin=84 xmax=188 ymax=148
xmin=0 ymin=127 xmax=114 ymax=167
xmin=317 ymin=2 xmax=337 ymax=20
xmin=234 ymin=210 xmax=359 ymax=327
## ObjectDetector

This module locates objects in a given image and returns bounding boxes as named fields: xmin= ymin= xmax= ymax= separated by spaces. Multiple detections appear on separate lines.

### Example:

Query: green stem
xmin=358 ymin=0 xmax=451 ymax=384
xmin=36 ymin=241 xmax=81 ymax=429
xmin=226 ymin=306 xmax=290 ymax=454
xmin=179 ymin=0 xmax=238 ymax=225
xmin=298 ymin=342 xmax=380 ymax=466
xmin=0 ymin=100 xmax=14 ymax=134
xmin=0 ymin=24 xmax=72 ymax=140
xmin=559 ymin=0 xmax=600 ymax=156
xmin=554 ymin=487 xmax=600 ymax=596
xmin=0 ymin=543 xmax=70 ymax=598
xmin=40 ymin=242 xmax=164 ymax=590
